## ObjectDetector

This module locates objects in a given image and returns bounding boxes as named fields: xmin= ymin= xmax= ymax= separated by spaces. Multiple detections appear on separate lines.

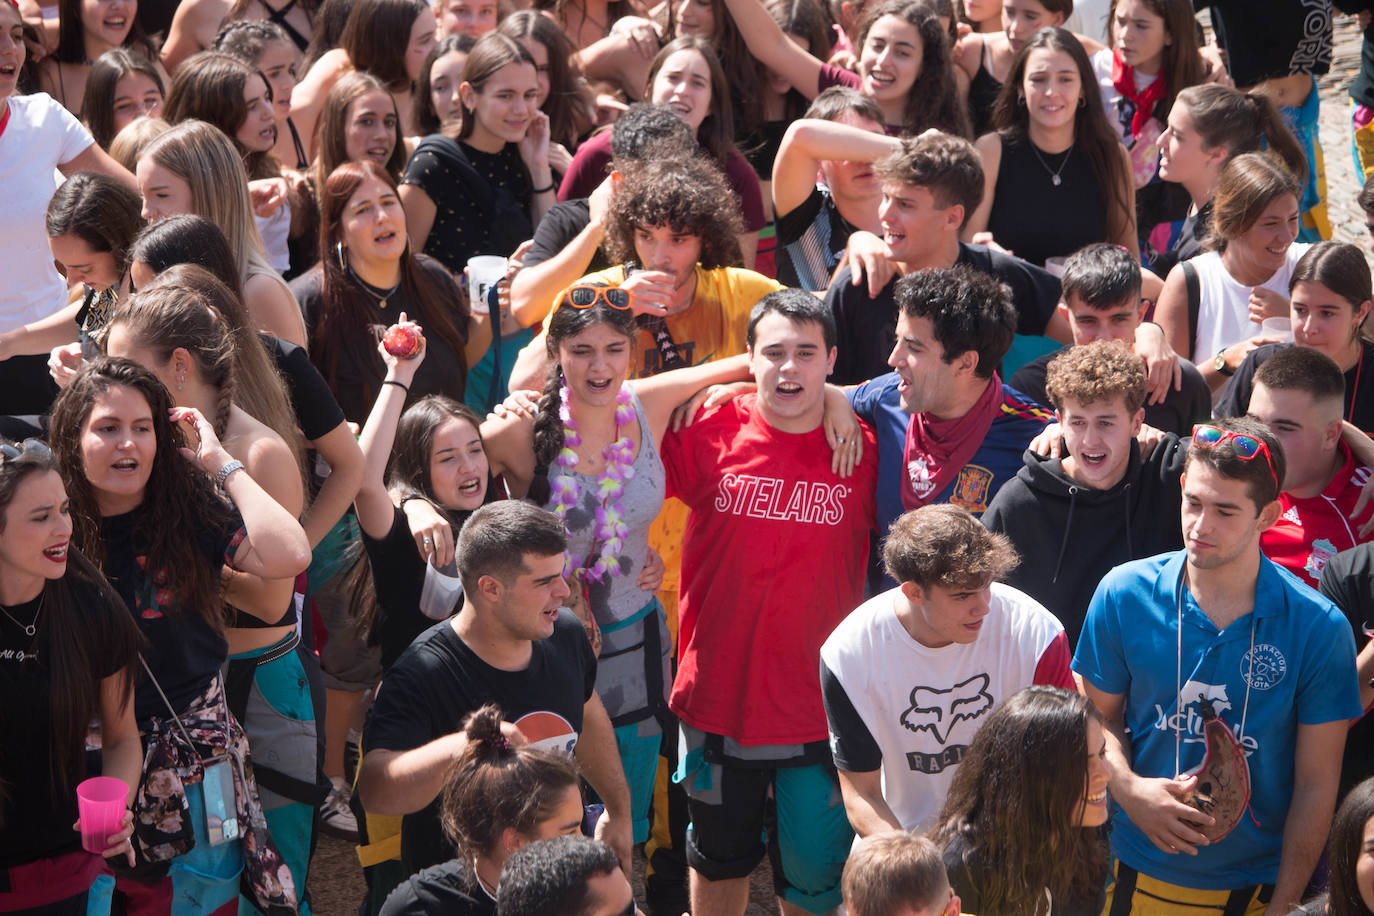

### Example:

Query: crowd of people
xmin=8 ymin=0 xmax=1374 ymax=913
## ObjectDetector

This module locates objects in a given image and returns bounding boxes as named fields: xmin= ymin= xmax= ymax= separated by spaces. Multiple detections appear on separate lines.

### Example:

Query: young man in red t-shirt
xmin=661 ymin=288 xmax=878 ymax=916
xmin=1251 ymin=346 xmax=1374 ymax=587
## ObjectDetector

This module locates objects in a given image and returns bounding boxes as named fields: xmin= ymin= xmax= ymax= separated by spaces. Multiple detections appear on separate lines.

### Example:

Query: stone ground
xmin=302 ymin=16 xmax=1373 ymax=914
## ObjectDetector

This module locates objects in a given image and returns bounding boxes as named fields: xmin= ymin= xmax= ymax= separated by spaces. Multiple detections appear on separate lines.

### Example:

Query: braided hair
xmin=528 ymin=287 xmax=637 ymax=505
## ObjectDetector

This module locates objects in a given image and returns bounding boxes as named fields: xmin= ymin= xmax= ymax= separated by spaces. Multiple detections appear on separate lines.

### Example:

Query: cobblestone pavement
xmin=1321 ymin=12 xmax=1369 ymax=254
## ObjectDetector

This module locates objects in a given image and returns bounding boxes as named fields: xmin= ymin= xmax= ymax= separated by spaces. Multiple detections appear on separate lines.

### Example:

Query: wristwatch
xmin=1214 ymin=347 xmax=1234 ymax=377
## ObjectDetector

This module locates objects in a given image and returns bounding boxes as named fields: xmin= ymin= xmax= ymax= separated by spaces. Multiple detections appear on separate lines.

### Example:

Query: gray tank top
xmin=544 ymin=387 xmax=669 ymax=724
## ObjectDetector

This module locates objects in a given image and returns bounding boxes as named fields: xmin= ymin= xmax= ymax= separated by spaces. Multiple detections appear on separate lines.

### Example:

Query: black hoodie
xmin=982 ymin=435 xmax=1187 ymax=648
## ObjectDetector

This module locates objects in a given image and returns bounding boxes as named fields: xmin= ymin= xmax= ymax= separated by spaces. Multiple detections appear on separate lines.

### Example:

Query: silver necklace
xmin=1029 ymin=141 xmax=1072 ymax=187
xmin=0 ymin=593 xmax=44 ymax=638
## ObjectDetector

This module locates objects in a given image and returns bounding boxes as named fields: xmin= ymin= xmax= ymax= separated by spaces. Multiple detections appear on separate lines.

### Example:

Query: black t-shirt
xmin=0 ymin=579 xmax=130 ymax=867
xmin=292 ymin=255 xmax=471 ymax=425
xmin=101 ymin=509 xmax=236 ymax=720
xmin=264 ymin=334 xmax=347 ymax=442
xmin=363 ymin=504 xmax=480 ymax=671
xmin=362 ymin=611 xmax=596 ymax=874
xmin=1318 ymin=543 xmax=1374 ymax=798
xmin=522 ymin=199 xmax=613 ymax=275
xmin=1214 ymin=340 xmax=1374 ymax=433
xmin=824 ymin=242 xmax=1060 ymax=385
xmin=401 ymin=137 xmax=533 ymax=275
xmin=379 ymin=860 xmax=495 ymax=916
xmin=943 ymin=832 xmax=1106 ymax=916
xmin=1204 ymin=0 xmax=1332 ymax=87
xmin=1010 ymin=350 xmax=1212 ymax=436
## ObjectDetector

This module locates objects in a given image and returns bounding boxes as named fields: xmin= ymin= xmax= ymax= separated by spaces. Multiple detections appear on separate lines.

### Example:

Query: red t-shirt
xmin=1261 ymin=442 xmax=1374 ymax=588
xmin=661 ymin=394 xmax=878 ymax=745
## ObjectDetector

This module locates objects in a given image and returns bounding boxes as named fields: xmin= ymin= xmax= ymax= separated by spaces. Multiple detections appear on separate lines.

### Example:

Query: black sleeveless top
xmin=986 ymin=134 xmax=1107 ymax=267
xmin=967 ymin=36 xmax=1003 ymax=137
xmin=260 ymin=0 xmax=310 ymax=51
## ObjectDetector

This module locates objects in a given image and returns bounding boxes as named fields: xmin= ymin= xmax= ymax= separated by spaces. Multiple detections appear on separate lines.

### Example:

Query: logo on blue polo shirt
xmin=1241 ymin=644 xmax=1288 ymax=690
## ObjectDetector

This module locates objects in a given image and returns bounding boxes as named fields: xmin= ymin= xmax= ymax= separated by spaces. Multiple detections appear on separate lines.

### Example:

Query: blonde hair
xmin=139 ymin=120 xmax=276 ymax=290
xmin=110 ymin=116 xmax=171 ymax=172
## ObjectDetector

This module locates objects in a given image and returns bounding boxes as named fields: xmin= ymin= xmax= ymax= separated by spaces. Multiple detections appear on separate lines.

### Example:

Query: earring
xmin=335 ymin=240 xmax=346 ymax=270
xmin=1017 ymin=96 xmax=1026 ymax=106
xmin=1078 ymin=97 xmax=1086 ymax=108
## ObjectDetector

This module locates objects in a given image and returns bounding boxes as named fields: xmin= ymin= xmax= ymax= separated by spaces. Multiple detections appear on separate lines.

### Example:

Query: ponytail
xmin=1177 ymin=84 xmax=1307 ymax=184
xmin=439 ymin=704 xmax=582 ymax=864
xmin=1247 ymin=92 xmax=1307 ymax=184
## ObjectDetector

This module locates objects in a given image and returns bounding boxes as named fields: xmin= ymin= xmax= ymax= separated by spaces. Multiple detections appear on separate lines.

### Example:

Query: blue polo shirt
xmin=846 ymin=373 xmax=1052 ymax=535
xmin=1073 ymin=551 xmax=1361 ymax=890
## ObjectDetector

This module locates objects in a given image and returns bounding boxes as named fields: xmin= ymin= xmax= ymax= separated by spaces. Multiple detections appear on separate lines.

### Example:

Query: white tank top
xmin=1188 ymin=244 xmax=1309 ymax=365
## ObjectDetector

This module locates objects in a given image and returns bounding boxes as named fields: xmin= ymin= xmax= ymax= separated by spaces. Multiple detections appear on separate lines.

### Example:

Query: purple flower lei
xmin=548 ymin=380 xmax=637 ymax=583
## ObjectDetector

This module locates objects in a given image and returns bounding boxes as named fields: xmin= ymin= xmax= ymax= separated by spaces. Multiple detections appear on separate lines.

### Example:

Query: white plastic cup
xmin=1261 ymin=317 xmax=1293 ymax=341
xmin=419 ymin=560 xmax=465 ymax=620
xmin=466 ymin=256 xmax=508 ymax=315
xmin=77 ymin=776 xmax=129 ymax=854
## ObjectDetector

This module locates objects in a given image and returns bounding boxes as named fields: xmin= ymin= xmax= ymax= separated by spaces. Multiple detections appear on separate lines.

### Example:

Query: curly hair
xmin=855 ymin=0 xmax=970 ymax=137
xmin=894 ymin=265 xmax=1015 ymax=379
xmin=932 ymin=686 xmax=1109 ymax=916
xmin=602 ymin=156 xmax=744 ymax=269
xmin=439 ymin=704 xmax=582 ymax=865
xmin=882 ymin=503 xmax=1018 ymax=589
xmin=1044 ymin=340 xmax=1148 ymax=416
xmin=50 ymin=357 xmax=239 ymax=633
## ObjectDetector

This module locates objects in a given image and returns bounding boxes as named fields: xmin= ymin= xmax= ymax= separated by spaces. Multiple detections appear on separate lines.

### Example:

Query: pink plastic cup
xmin=77 ymin=776 xmax=129 ymax=854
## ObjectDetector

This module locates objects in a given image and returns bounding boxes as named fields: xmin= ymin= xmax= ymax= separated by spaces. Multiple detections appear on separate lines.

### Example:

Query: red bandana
xmin=1112 ymin=50 xmax=1166 ymax=140
xmin=900 ymin=374 xmax=1003 ymax=512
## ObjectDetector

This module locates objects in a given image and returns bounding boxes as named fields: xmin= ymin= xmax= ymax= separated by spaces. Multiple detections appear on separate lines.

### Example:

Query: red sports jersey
xmin=1262 ymin=442 xmax=1374 ymax=588
xmin=661 ymin=394 xmax=878 ymax=745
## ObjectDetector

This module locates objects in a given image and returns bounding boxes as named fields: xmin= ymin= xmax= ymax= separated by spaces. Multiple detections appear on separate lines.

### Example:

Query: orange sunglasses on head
xmin=560 ymin=286 xmax=633 ymax=311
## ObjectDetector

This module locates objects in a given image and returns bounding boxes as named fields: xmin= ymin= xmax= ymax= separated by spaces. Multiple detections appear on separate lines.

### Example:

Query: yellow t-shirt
xmin=532 ymin=265 xmax=783 ymax=634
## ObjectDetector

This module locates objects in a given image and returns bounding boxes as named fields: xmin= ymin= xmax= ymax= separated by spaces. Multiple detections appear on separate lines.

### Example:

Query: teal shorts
xmin=673 ymin=725 xmax=851 ymax=915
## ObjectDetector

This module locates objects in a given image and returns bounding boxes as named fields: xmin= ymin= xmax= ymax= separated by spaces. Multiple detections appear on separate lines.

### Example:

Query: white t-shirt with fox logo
xmin=820 ymin=582 xmax=1072 ymax=833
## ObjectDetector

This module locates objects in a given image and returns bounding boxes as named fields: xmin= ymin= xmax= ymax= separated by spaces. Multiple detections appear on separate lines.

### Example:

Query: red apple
xmin=383 ymin=324 xmax=421 ymax=359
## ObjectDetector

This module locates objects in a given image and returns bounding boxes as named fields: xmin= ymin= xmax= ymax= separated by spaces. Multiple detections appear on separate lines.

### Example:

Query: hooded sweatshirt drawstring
xmin=1051 ymin=486 xmax=1079 ymax=584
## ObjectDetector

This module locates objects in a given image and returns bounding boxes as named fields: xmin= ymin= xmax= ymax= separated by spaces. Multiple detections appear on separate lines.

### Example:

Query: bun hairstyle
xmin=439 ymin=705 xmax=582 ymax=863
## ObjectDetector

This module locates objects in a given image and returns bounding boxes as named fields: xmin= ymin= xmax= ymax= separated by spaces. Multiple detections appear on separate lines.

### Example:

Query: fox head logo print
xmin=900 ymin=674 xmax=994 ymax=743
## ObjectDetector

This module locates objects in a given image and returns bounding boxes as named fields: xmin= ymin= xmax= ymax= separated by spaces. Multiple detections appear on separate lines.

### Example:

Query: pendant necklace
xmin=1030 ymin=141 xmax=1072 ymax=187
xmin=0 ymin=593 xmax=44 ymax=638
xmin=346 ymin=263 xmax=401 ymax=309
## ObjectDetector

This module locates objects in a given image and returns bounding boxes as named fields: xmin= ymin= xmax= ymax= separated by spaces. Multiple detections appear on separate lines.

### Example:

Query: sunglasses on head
xmin=0 ymin=439 xmax=53 ymax=463
xmin=560 ymin=286 xmax=633 ymax=311
xmin=1192 ymin=424 xmax=1279 ymax=488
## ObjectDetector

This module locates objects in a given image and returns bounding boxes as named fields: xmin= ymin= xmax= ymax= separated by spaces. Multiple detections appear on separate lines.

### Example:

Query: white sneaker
xmin=320 ymin=785 xmax=358 ymax=841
